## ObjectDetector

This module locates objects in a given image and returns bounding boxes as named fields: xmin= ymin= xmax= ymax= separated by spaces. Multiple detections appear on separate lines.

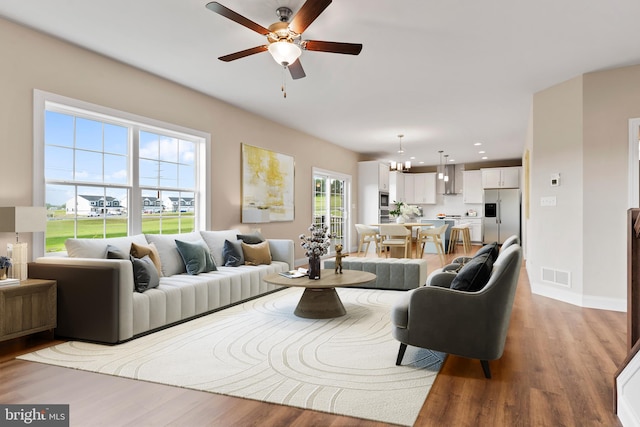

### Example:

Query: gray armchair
xmin=391 ymin=244 xmax=523 ymax=378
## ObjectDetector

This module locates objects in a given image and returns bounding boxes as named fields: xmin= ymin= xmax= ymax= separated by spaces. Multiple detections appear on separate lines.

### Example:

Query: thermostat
xmin=550 ymin=173 xmax=560 ymax=187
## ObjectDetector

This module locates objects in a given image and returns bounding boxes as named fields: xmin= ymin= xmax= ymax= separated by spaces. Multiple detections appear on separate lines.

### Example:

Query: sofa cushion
xmin=145 ymin=232 xmax=202 ymax=276
xmin=66 ymin=234 xmax=148 ymax=259
xmin=131 ymin=255 xmax=160 ymax=292
xmin=450 ymin=253 xmax=493 ymax=292
xmin=241 ymin=241 xmax=272 ymax=265
xmin=200 ymin=229 xmax=242 ymax=268
xmin=223 ymin=239 xmax=244 ymax=267
xmin=130 ymin=242 xmax=163 ymax=276
xmin=175 ymin=239 xmax=217 ymax=275
xmin=474 ymin=242 xmax=499 ymax=263
xmin=237 ymin=231 xmax=265 ymax=244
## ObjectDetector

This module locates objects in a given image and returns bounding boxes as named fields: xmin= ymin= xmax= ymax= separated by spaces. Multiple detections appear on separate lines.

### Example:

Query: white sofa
xmin=29 ymin=229 xmax=294 ymax=344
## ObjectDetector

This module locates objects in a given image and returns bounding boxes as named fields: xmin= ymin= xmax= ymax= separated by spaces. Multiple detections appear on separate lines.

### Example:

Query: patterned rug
xmin=18 ymin=287 xmax=443 ymax=426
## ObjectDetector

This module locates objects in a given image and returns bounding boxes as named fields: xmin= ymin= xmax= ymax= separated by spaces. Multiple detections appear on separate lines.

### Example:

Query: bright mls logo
xmin=0 ymin=405 xmax=68 ymax=426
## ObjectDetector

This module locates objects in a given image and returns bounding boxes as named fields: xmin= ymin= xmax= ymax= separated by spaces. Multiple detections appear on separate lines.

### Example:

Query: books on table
xmin=0 ymin=278 xmax=20 ymax=287
xmin=279 ymin=268 xmax=308 ymax=279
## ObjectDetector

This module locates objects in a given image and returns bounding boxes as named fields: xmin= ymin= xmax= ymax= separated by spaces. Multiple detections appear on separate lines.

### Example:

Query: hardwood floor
xmin=0 ymin=246 xmax=627 ymax=426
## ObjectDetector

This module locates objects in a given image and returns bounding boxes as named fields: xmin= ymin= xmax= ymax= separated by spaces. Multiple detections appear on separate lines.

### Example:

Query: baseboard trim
xmin=530 ymin=279 xmax=626 ymax=312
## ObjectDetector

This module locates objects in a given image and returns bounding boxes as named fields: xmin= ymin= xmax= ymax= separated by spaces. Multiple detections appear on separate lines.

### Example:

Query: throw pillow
xmin=241 ymin=240 xmax=272 ymax=266
xmin=450 ymin=253 xmax=493 ymax=292
xmin=131 ymin=255 xmax=160 ymax=293
xmin=223 ymin=239 xmax=244 ymax=267
xmin=106 ymin=244 xmax=127 ymax=260
xmin=175 ymin=239 xmax=217 ymax=275
xmin=473 ymin=242 xmax=499 ymax=262
xmin=145 ymin=232 xmax=202 ymax=276
xmin=236 ymin=231 xmax=265 ymax=245
xmin=130 ymin=242 xmax=163 ymax=276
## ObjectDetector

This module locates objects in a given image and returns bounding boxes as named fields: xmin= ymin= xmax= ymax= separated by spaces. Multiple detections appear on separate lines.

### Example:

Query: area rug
xmin=18 ymin=287 xmax=444 ymax=426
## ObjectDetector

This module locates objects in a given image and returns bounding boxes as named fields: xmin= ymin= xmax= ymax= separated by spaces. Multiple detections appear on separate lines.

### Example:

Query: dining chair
xmin=379 ymin=224 xmax=412 ymax=258
xmin=416 ymin=224 xmax=449 ymax=265
xmin=355 ymin=224 xmax=380 ymax=255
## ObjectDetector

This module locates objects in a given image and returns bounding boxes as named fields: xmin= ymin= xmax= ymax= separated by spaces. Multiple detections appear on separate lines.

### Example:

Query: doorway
xmin=312 ymin=168 xmax=351 ymax=256
xmin=629 ymin=118 xmax=640 ymax=208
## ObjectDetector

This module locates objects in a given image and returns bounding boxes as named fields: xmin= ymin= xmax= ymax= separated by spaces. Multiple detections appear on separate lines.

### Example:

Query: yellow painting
xmin=241 ymin=144 xmax=294 ymax=222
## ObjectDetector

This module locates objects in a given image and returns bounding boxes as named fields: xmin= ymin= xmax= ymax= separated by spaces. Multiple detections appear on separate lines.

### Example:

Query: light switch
xmin=540 ymin=196 xmax=557 ymax=207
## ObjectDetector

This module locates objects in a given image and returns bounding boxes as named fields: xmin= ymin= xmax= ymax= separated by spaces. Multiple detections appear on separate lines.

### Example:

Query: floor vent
xmin=541 ymin=267 xmax=571 ymax=287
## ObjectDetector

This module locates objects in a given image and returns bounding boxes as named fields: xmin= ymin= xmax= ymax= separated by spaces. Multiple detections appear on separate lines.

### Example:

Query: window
xmin=312 ymin=168 xmax=351 ymax=255
xmin=34 ymin=90 xmax=210 ymax=255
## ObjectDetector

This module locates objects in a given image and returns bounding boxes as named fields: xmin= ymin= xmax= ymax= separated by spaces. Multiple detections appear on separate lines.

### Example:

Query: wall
xmin=0 ymin=17 xmax=359 ymax=263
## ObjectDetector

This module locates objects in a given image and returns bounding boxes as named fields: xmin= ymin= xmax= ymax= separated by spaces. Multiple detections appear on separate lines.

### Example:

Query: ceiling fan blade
xmin=289 ymin=0 xmax=332 ymax=35
xmin=205 ymin=2 xmax=271 ymax=35
xmin=218 ymin=45 xmax=268 ymax=62
xmin=288 ymin=59 xmax=306 ymax=80
xmin=303 ymin=40 xmax=363 ymax=55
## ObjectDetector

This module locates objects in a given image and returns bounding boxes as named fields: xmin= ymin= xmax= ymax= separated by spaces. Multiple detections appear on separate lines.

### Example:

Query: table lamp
xmin=0 ymin=206 xmax=47 ymax=280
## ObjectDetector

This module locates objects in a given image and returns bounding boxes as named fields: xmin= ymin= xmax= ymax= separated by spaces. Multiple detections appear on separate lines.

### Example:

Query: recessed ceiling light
xmin=474 ymin=142 xmax=482 ymax=146
xmin=410 ymin=156 xmax=416 ymax=160
xmin=479 ymin=150 xmax=485 ymax=154
xmin=419 ymin=161 xmax=424 ymax=164
xmin=482 ymin=156 xmax=488 ymax=160
xmin=449 ymin=158 xmax=455 ymax=162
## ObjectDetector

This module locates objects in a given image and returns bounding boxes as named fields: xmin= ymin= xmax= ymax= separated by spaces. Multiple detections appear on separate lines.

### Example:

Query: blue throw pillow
xmin=175 ymin=239 xmax=217 ymax=275
xmin=450 ymin=253 xmax=493 ymax=292
xmin=131 ymin=255 xmax=160 ymax=292
xmin=223 ymin=239 xmax=244 ymax=267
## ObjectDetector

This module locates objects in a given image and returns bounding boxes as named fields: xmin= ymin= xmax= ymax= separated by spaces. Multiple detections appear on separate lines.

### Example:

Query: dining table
xmin=371 ymin=222 xmax=434 ymax=258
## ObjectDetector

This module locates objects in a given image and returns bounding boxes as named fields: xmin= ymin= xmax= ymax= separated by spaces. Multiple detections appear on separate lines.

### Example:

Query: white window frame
xmin=33 ymin=89 xmax=211 ymax=257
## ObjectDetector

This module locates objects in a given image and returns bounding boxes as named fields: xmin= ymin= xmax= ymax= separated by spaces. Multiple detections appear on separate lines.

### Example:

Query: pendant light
xmin=437 ymin=150 xmax=444 ymax=180
xmin=389 ymin=134 xmax=411 ymax=171
xmin=443 ymin=154 xmax=449 ymax=182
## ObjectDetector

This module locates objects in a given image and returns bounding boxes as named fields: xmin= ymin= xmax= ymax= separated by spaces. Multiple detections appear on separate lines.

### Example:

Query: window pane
xmin=178 ymin=164 xmax=195 ymax=188
xmin=45 ymin=111 xmax=74 ymax=147
xmin=160 ymin=136 xmax=178 ymax=162
xmin=75 ymin=150 xmax=103 ymax=182
xmin=45 ymin=184 xmax=76 ymax=253
xmin=45 ymin=146 xmax=73 ymax=180
xmin=105 ymin=188 xmax=128 ymax=238
xmin=139 ymin=159 xmax=159 ymax=187
xmin=160 ymin=161 xmax=178 ymax=188
xmin=105 ymin=154 xmax=128 ymax=185
xmin=104 ymin=123 xmax=128 ymax=155
xmin=180 ymin=140 xmax=195 ymax=165
xmin=140 ymin=131 xmax=159 ymax=160
xmin=76 ymin=117 xmax=103 ymax=151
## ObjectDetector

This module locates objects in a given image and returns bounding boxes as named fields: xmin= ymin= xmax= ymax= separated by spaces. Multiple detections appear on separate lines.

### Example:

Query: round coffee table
xmin=263 ymin=269 xmax=376 ymax=319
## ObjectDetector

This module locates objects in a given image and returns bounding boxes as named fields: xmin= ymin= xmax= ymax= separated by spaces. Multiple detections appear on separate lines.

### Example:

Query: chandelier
xmin=389 ymin=134 xmax=411 ymax=171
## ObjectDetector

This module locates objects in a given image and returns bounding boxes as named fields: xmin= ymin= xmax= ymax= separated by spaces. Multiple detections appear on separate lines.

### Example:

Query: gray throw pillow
xmin=236 ymin=232 xmax=264 ymax=245
xmin=450 ymin=253 xmax=493 ymax=292
xmin=223 ymin=239 xmax=244 ymax=267
xmin=474 ymin=242 xmax=499 ymax=262
xmin=106 ymin=244 xmax=127 ymax=260
xmin=131 ymin=255 xmax=160 ymax=292
xmin=175 ymin=239 xmax=217 ymax=275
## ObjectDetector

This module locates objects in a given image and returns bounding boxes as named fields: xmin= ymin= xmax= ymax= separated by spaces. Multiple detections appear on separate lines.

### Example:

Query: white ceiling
xmin=2 ymin=0 xmax=640 ymax=167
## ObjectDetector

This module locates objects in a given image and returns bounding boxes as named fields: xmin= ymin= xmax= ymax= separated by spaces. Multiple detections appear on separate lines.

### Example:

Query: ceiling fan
xmin=205 ymin=0 xmax=363 ymax=80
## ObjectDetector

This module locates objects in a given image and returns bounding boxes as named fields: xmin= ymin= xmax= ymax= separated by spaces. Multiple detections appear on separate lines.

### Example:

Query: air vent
xmin=541 ymin=267 xmax=571 ymax=287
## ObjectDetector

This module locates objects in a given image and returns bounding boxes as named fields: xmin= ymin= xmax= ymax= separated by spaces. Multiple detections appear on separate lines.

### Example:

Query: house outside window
xmin=34 ymin=90 xmax=210 ymax=254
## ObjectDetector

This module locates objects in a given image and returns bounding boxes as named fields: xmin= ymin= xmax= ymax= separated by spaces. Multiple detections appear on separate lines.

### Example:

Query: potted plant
xmin=390 ymin=201 xmax=421 ymax=223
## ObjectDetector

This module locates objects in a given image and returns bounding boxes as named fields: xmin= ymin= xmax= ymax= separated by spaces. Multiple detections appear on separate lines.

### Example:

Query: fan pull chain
xmin=281 ymin=66 xmax=287 ymax=98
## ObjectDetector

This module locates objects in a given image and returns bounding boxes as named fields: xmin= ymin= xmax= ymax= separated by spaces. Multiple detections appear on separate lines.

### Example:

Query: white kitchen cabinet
xmin=404 ymin=174 xmax=415 ymax=203
xmin=389 ymin=171 xmax=405 ymax=203
xmin=458 ymin=218 xmax=483 ymax=243
xmin=378 ymin=162 xmax=390 ymax=191
xmin=413 ymin=173 xmax=436 ymax=204
xmin=481 ymin=167 xmax=520 ymax=189
xmin=463 ymin=170 xmax=484 ymax=204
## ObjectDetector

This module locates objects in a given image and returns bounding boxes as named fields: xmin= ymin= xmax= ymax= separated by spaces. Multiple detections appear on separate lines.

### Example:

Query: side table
xmin=0 ymin=279 xmax=57 ymax=342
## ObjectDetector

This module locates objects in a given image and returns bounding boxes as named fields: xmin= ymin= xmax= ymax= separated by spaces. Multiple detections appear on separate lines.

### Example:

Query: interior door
xmin=313 ymin=170 xmax=351 ymax=255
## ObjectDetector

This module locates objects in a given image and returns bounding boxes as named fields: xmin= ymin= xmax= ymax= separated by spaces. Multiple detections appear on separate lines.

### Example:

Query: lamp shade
xmin=0 ymin=207 xmax=47 ymax=233
xmin=268 ymin=41 xmax=302 ymax=66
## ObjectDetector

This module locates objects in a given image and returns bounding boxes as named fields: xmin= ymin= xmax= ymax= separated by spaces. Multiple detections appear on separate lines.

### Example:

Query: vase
xmin=308 ymin=256 xmax=321 ymax=280
xmin=396 ymin=216 xmax=406 ymax=224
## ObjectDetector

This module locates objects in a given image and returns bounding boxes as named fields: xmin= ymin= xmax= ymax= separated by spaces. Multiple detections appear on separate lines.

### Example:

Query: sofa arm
xmin=426 ymin=271 xmax=457 ymax=288
xmin=28 ymin=261 xmax=123 ymax=343
xmin=32 ymin=257 xmax=135 ymax=343
xmin=268 ymin=239 xmax=295 ymax=270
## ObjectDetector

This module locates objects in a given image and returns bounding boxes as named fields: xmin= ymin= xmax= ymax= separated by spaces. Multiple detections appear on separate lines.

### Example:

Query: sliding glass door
xmin=313 ymin=168 xmax=351 ymax=256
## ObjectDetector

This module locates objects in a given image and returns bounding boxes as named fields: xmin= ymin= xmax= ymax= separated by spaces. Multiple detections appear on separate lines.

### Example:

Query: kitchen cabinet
xmin=413 ymin=173 xmax=437 ymax=204
xmin=458 ymin=218 xmax=483 ymax=243
xmin=481 ymin=167 xmax=520 ymax=189
xmin=358 ymin=161 xmax=390 ymax=225
xmin=463 ymin=170 xmax=484 ymax=204
xmin=389 ymin=171 xmax=405 ymax=203
xmin=404 ymin=174 xmax=415 ymax=202
xmin=378 ymin=163 xmax=390 ymax=191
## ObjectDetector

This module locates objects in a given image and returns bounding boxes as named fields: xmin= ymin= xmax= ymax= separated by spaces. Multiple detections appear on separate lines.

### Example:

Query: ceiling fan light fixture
xmin=268 ymin=41 xmax=301 ymax=66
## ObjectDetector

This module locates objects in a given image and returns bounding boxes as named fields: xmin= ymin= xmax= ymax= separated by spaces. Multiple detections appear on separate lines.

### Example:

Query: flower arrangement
xmin=0 ymin=256 xmax=11 ymax=269
xmin=299 ymin=223 xmax=333 ymax=258
xmin=390 ymin=201 xmax=421 ymax=219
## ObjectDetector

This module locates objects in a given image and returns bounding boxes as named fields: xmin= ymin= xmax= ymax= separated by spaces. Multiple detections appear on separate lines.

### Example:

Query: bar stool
xmin=448 ymin=223 xmax=472 ymax=254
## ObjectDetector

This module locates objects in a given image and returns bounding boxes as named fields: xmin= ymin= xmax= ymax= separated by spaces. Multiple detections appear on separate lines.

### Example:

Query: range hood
xmin=443 ymin=164 xmax=457 ymax=195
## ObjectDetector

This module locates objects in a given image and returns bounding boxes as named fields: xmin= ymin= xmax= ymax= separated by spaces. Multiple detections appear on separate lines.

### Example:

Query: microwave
xmin=379 ymin=192 xmax=390 ymax=208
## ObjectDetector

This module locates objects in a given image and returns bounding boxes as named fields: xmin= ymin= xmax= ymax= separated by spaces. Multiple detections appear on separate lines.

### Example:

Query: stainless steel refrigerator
xmin=483 ymin=189 xmax=520 ymax=244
